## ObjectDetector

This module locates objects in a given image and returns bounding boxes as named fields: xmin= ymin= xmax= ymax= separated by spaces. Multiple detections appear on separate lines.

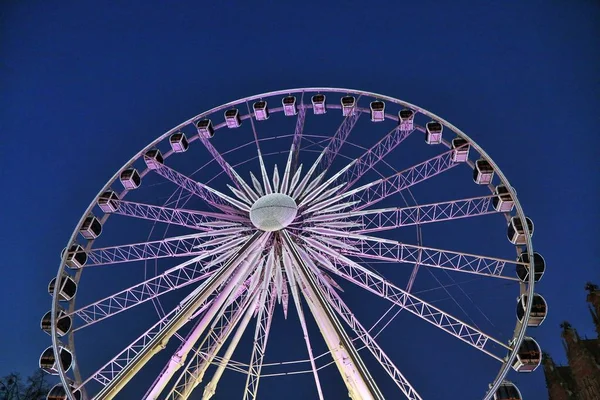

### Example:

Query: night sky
xmin=1 ymin=1 xmax=599 ymax=399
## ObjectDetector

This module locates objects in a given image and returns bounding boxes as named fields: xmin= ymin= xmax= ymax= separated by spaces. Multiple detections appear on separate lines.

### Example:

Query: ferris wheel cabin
xmin=507 ymin=216 xmax=534 ymax=245
xmin=451 ymin=137 xmax=470 ymax=162
xmin=341 ymin=96 xmax=356 ymax=116
xmin=398 ymin=109 xmax=415 ymax=131
xmin=370 ymin=101 xmax=385 ymax=122
xmin=493 ymin=185 xmax=515 ymax=212
xmin=195 ymin=120 xmax=214 ymax=139
xmin=48 ymin=274 xmax=77 ymax=302
xmin=47 ymin=383 xmax=82 ymax=400
xmin=224 ymin=108 xmax=242 ymax=128
xmin=39 ymin=345 xmax=73 ymax=375
xmin=311 ymin=94 xmax=326 ymax=115
xmin=98 ymin=190 xmax=120 ymax=213
xmin=511 ymin=337 xmax=542 ymax=372
xmin=517 ymin=293 xmax=548 ymax=327
xmin=282 ymin=95 xmax=298 ymax=116
xmin=493 ymin=381 xmax=522 ymax=400
xmin=516 ymin=251 xmax=546 ymax=283
xmin=143 ymin=148 xmax=164 ymax=170
xmin=425 ymin=121 xmax=443 ymax=144
xmin=170 ymin=132 xmax=190 ymax=152
xmin=473 ymin=159 xmax=495 ymax=185
xmin=120 ymin=168 xmax=141 ymax=190
xmin=253 ymin=101 xmax=269 ymax=121
xmin=61 ymin=244 xmax=87 ymax=269
xmin=40 ymin=309 xmax=72 ymax=337
xmin=79 ymin=214 xmax=102 ymax=240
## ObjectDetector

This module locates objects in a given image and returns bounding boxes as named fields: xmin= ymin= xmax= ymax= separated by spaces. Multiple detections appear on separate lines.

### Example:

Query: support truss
xmin=196 ymin=129 xmax=240 ymax=188
xmin=291 ymin=97 xmax=307 ymax=173
xmin=317 ymin=110 xmax=362 ymax=174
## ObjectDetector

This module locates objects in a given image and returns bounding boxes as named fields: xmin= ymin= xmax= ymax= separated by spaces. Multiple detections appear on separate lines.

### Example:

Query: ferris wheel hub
xmin=249 ymin=193 xmax=298 ymax=232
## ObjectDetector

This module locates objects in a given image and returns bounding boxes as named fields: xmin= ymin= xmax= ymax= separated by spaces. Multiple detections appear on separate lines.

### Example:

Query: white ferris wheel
xmin=41 ymin=88 xmax=547 ymax=400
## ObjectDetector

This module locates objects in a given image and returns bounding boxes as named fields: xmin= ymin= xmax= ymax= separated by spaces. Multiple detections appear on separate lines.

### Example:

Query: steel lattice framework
xmin=46 ymin=88 xmax=542 ymax=400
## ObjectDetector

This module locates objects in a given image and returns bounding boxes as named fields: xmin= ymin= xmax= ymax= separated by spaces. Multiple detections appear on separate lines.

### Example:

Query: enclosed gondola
xmin=340 ymin=96 xmax=356 ymax=116
xmin=40 ymin=309 xmax=72 ymax=337
xmin=493 ymin=381 xmax=522 ymax=400
xmin=516 ymin=251 xmax=546 ymax=283
xmin=492 ymin=185 xmax=514 ymax=212
xmin=253 ymin=101 xmax=269 ymax=121
xmin=47 ymin=383 xmax=82 ymax=400
xmin=451 ymin=137 xmax=470 ymax=162
xmin=425 ymin=121 xmax=443 ymax=144
xmin=195 ymin=119 xmax=214 ymax=139
xmin=282 ymin=95 xmax=298 ymax=116
xmin=39 ymin=345 xmax=73 ymax=375
xmin=61 ymin=244 xmax=87 ymax=269
xmin=507 ymin=216 xmax=534 ymax=245
xmin=120 ymin=168 xmax=141 ymax=190
xmin=370 ymin=101 xmax=385 ymax=122
xmin=224 ymin=108 xmax=242 ymax=128
xmin=311 ymin=94 xmax=326 ymax=115
xmin=516 ymin=293 xmax=548 ymax=327
xmin=143 ymin=148 xmax=164 ymax=170
xmin=473 ymin=158 xmax=495 ymax=185
xmin=511 ymin=337 xmax=542 ymax=372
xmin=98 ymin=190 xmax=120 ymax=213
xmin=79 ymin=214 xmax=102 ymax=240
xmin=170 ymin=132 xmax=190 ymax=152
xmin=48 ymin=274 xmax=77 ymax=302
xmin=398 ymin=109 xmax=414 ymax=131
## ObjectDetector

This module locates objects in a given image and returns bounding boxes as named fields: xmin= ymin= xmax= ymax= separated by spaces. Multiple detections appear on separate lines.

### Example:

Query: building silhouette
xmin=542 ymin=283 xmax=600 ymax=399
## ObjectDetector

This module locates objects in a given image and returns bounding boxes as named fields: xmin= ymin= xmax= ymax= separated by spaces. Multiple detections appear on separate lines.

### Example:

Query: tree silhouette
xmin=0 ymin=370 xmax=50 ymax=400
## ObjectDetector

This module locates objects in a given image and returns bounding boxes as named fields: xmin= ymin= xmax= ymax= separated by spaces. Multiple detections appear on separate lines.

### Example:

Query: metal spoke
xmin=290 ymin=93 xmax=306 ymax=174
xmin=316 ymin=103 xmax=362 ymax=175
xmin=196 ymin=129 xmax=241 ymax=190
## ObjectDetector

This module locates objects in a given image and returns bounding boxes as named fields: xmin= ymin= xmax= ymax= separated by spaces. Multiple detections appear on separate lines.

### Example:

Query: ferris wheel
xmin=41 ymin=88 xmax=547 ymax=400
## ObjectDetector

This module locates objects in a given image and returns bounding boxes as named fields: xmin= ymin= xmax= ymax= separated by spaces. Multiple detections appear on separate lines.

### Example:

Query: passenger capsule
xmin=341 ymin=96 xmax=356 ymax=116
xmin=98 ymin=190 xmax=120 ymax=213
xmin=79 ymin=214 xmax=102 ymax=240
xmin=195 ymin=120 xmax=214 ymax=139
xmin=48 ymin=274 xmax=78 ymax=302
xmin=451 ymin=137 xmax=470 ymax=162
xmin=473 ymin=159 xmax=495 ymax=185
xmin=282 ymin=95 xmax=298 ymax=116
xmin=40 ymin=309 xmax=72 ymax=337
xmin=47 ymin=383 xmax=82 ymax=400
xmin=143 ymin=148 xmax=164 ymax=170
xmin=492 ymin=185 xmax=514 ymax=212
xmin=170 ymin=132 xmax=190 ymax=152
xmin=120 ymin=168 xmax=141 ymax=190
xmin=516 ymin=251 xmax=546 ymax=283
xmin=311 ymin=94 xmax=326 ymax=115
xmin=224 ymin=108 xmax=242 ymax=128
xmin=61 ymin=244 xmax=87 ymax=269
xmin=370 ymin=101 xmax=385 ymax=122
xmin=253 ymin=101 xmax=269 ymax=121
xmin=507 ymin=216 xmax=534 ymax=245
xmin=516 ymin=293 xmax=548 ymax=327
xmin=493 ymin=381 xmax=522 ymax=400
xmin=425 ymin=121 xmax=443 ymax=144
xmin=511 ymin=337 xmax=542 ymax=372
xmin=39 ymin=345 xmax=73 ymax=375
xmin=398 ymin=109 xmax=414 ymax=131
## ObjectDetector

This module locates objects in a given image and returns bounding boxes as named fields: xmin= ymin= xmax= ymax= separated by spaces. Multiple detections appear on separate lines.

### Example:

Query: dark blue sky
xmin=2 ymin=1 xmax=599 ymax=399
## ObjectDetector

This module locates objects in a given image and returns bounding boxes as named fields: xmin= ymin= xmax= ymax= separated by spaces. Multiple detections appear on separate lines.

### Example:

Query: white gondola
xmin=517 ymin=293 xmax=548 ymax=327
xmin=282 ymin=95 xmax=298 ymax=116
xmin=425 ymin=121 xmax=443 ymax=144
xmin=516 ymin=251 xmax=546 ymax=283
xmin=120 ymin=168 xmax=141 ymax=190
xmin=170 ymin=132 xmax=190 ymax=151
xmin=341 ymin=96 xmax=356 ymax=116
xmin=48 ymin=274 xmax=77 ymax=302
xmin=492 ymin=381 xmax=522 ymax=400
xmin=492 ymin=185 xmax=514 ymax=212
xmin=311 ymin=94 xmax=326 ymax=115
xmin=98 ymin=190 xmax=119 ymax=213
xmin=473 ymin=158 xmax=495 ymax=185
xmin=398 ymin=109 xmax=414 ymax=131
xmin=253 ymin=101 xmax=269 ymax=121
xmin=39 ymin=345 xmax=73 ymax=375
xmin=451 ymin=137 xmax=470 ymax=162
xmin=40 ymin=309 xmax=72 ymax=337
xmin=61 ymin=244 xmax=87 ymax=269
xmin=195 ymin=119 xmax=214 ymax=138
xmin=507 ymin=216 xmax=534 ymax=245
xmin=511 ymin=337 xmax=542 ymax=372
xmin=47 ymin=383 xmax=82 ymax=400
xmin=224 ymin=108 xmax=242 ymax=128
xmin=143 ymin=148 xmax=163 ymax=170
xmin=79 ymin=214 xmax=102 ymax=239
xmin=370 ymin=101 xmax=385 ymax=122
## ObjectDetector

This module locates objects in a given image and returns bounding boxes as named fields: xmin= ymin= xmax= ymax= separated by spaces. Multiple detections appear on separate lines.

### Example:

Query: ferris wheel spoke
xmin=290 ymin=97 xmax=307 ymax=174
xmin=196 ymin=126 xmax=242 ymax=191
xmin=306 ymin=247 xmax=509 ymax=361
